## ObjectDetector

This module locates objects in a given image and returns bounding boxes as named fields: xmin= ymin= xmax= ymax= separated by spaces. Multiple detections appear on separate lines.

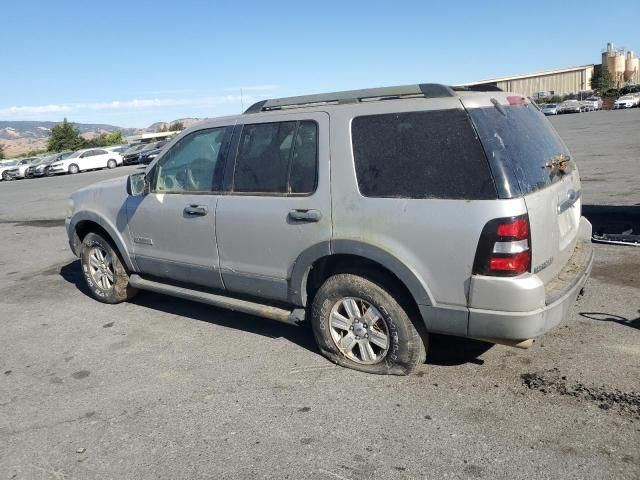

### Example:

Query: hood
xmin=72 ymin=175 xmax=129 ymax=198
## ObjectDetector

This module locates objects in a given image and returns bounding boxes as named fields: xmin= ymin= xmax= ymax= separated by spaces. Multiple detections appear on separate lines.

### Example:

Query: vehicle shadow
xmin=59 ymin=260 xmax=319 ymax=354
xmin=579 ymin=311 xmax=640 ymax=331
xmin=59 ymin=260 xmax=492 ymax=366
xmin=426 ymin=334 xmax=492 ymax=366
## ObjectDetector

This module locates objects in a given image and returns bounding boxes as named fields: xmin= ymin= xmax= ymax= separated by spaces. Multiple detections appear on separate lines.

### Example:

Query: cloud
xmin=0 ymin=86 xmax=277 ymax=119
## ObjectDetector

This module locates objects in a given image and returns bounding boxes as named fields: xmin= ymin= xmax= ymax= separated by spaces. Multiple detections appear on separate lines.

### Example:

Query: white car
xmin=0 ymin=160 xmax=20 ymax=181
xmin=49 ymin=148 xmax=123 ymax=175
xmin=614 ymin=95 xmax=637 ymax=109
xmin=5 ymin=157 xmax=39 ymax=179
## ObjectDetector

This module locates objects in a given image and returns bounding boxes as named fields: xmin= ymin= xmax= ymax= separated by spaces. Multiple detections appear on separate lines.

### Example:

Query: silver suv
xmin=66 ymin=84 xmax=593 ymax=375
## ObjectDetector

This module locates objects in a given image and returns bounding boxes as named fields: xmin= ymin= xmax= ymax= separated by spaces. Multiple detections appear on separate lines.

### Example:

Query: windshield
xmin=546 ymin=104 xmax=557 ymax=108
xmin=67 ymin=150 xmax=83 ymax=159
xmin=467 ymin=103 xmax=572 ymax=198
xmin=619 ymin=96 xmax=632 ymax=100
xmin=2 ymin=161 xmax=18 ymax=167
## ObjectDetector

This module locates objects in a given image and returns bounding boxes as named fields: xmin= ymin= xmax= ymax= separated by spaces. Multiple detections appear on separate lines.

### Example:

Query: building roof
xmin=456 ymin=64 xmax=595 ymax=86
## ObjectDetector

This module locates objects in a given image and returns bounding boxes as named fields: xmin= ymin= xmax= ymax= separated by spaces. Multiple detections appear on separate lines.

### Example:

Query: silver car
xmin=541 ymin=103 xmax=561 ymax=115
xmin=66 ymin=84 xmax=593 ymax=375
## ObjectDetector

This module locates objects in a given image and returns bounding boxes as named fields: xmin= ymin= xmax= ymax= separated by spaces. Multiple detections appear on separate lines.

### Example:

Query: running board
xmin=128 ymin=274 xmax=304 ymax=325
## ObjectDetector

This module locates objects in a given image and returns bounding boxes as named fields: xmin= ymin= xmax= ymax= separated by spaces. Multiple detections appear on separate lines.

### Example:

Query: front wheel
xmin=68 ymin=164 xmax=79 ymax=174
xmin=80 ymin=232 xmax=138 ymax=304
xmin=2 ymin=171 xmax=12 ymax=181
xmin=311 ymin=273 xmax=427 ymax=375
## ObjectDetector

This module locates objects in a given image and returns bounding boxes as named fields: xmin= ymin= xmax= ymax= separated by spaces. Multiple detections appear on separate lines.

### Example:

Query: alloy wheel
xmin=329 ymin=297 xmax=390 ymax=364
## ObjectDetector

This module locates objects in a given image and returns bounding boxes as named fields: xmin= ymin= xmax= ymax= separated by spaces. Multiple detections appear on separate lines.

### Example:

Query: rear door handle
xmin=288 ymin=209 xmax=322 ymax=222
xmin=184 ymin=205 xmax=208 ymax=217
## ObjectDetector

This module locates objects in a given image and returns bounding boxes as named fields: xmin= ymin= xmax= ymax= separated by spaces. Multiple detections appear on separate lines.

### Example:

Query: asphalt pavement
xmin=0 ymin=112 xmax=638 ymax=479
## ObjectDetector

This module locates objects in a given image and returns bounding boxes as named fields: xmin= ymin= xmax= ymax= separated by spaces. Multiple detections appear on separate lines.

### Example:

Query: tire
xmin=80 ymin=232 xmax=138 ymax=304
xmin=68 ymin=164 xmax=79 ymax=174
xmin=311 ymin=273 xmax=427 ymax=375
xmin=45 ymin=167 xmax=54 ymax=177
xmin=2 ymin=171 xmax=12 ymax=181
xmin=107 ymin=159 xmax=117 ymax=169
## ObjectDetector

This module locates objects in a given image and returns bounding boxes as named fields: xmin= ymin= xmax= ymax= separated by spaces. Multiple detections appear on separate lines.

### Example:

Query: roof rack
xmin=452 ymin=85 xmax=504 ymax=92
xmin=244 ymin=83 xmax=456 ymax=114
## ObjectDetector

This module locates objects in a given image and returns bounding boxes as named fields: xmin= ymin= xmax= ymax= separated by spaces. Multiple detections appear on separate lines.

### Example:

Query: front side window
xmin=233 ymin=120 xmax=318 ymax=194
xmin=154 ymin=127 xmax=231 ymax=193
xmin=352 ymin=110 xmax=496 ymax=199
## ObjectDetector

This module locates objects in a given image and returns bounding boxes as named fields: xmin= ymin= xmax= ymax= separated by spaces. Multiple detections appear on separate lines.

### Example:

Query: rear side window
xmin=467 ymin=104 xmax=572 ymax=197
xmin=233 ymin=121 xmax=318 ymax=194
xmin=351 ymin=110 xmax=496 ymax=199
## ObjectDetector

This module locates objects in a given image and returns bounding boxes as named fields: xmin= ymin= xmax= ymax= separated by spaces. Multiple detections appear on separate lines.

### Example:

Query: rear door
xmin=463 ymin=94 xmax=582 ymax=283
xmin=215 ymin=112 xmax=331 ymax=303
xmin=125 ymin=125 xmax=234 ymax=289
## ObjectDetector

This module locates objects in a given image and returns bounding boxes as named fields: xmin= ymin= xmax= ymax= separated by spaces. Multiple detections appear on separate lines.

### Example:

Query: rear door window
xmin=351 ymin=109 xmax=496 ymax=199
xmin=466 ymin=103 xmax=572 ymax=197
xmin=233 ymin=121 xmax=318 ymax=195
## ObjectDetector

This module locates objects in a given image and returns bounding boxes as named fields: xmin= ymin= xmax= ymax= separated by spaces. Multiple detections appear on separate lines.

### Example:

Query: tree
xmin=48 ymin=118 xmax=85 ymax=152
xmin=84 ymin=130 xmax=123 ymax=148
xmin=169 ymin=121 xmax=184 ymax=131
xmin=0 ymin=144 xmax=5 ymax=160
xmin=591 ymin=66 xmax=613 ymax=92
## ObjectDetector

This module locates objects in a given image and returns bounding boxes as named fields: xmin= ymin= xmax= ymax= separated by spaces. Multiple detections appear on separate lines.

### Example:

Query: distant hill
xmin=0 ymin=118 xmax=202 ymax=157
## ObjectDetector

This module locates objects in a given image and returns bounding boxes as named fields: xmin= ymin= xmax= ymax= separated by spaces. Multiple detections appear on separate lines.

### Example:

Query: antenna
xmin=240 ymin=88 xmax=244 ymax=113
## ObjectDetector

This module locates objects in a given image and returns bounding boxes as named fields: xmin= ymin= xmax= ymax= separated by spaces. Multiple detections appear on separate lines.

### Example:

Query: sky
xmin=1 ymin=0 xmax=638 ymax=127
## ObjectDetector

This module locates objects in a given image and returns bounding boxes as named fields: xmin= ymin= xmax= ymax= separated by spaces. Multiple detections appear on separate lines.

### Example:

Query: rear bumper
xmin=464 ymin=216 xmax=593 ymax=340
xmin=467 ymin=236 xmax=593 ymax=341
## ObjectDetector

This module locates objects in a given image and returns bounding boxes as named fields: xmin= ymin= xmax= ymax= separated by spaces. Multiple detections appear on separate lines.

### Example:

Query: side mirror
xmin=126 ymin=173 xmax=148 ymax=196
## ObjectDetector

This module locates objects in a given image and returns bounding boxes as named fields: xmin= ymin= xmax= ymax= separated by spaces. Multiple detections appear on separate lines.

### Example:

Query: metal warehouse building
xmin=456 ymin=64 xmax=595 ymax=97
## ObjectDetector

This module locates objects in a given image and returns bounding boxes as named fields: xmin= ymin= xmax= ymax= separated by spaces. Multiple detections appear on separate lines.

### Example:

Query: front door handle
xmin=184 ymin=205 xmax=208 ymax=217
xmin=288 ymin=209 xmax=322 ymax=222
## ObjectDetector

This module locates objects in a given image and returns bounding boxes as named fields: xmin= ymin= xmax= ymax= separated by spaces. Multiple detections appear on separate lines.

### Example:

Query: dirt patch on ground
xmin=0 ymin=218 xmax=64 ymax=228
xmin=521 ymin=368 xmax=640 ymax=418
xmin=591 ymin=257 xmax=640 ymax=289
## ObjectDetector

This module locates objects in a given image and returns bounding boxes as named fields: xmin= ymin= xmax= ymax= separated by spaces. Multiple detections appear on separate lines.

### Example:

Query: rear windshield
xmin=351 ymin=109 xmax=496 ymax=199
xmin=467 ymin=104 xmax=571 ymax=197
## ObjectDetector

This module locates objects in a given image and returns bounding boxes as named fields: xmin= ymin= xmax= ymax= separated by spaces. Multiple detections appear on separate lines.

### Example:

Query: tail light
xmin=473 ymin=214 xmax=531 ymax=277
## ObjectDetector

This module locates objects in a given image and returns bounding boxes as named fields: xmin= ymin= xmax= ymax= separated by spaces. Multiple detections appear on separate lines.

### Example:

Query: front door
xmin=126 ymin=125 xmax=234 ymax=290
xmin=216 ymin=112 xmax=331 ymax=303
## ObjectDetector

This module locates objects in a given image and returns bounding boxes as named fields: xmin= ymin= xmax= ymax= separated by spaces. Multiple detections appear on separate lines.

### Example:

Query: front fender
xmin=68 ymin=210 xmax=137 ymax=272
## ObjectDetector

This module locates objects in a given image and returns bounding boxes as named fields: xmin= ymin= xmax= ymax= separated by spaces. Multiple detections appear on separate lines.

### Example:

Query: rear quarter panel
xmin=328 ymin=99 xmax=527 ymax=309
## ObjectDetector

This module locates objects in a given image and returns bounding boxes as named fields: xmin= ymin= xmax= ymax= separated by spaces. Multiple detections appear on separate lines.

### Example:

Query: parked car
xmin=139 ymin=141 xmax=169 ymax=165
xmin=614 ymin=95 xmax=637 ymax=109
xmin=104 ymin=144 xmax=131 ymax=155
xmin=26 ymin=152 xmax=73 ymax=177
xmin=0 ymin=160 xmax=20 ymax=181
xmin=122 ymin=144 xmax=150 ymax=165
xmin=49 ymin=148 xmax=123 ymax=175
xmin=5 ymin=157 xmax=39 ymax=179
xmin=583 ymin=96 xmax=603 ymax=110
xmin=65 ymin=84 xmax=593 ymax=375
xmin=541 ymin=103 xmax=561 ymax=115
xmin=559 ymin=100 xmax=582 ymax=114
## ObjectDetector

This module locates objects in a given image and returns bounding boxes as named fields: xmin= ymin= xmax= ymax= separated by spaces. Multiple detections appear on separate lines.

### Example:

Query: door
xmin=92 ymin=149 xmax=109 ymax=168
xmin=125 ymin=125 xmax=234 ymax=289
xmin=78 ymin=150 xmax=96 ymax=171
xmin=216 ymin=112 xmax=331 ymax=303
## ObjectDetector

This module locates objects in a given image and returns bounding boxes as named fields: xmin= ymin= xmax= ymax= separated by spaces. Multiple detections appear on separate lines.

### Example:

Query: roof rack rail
xmin=452 ymin=85 xmax=504 ymax=92
xmin=244 ymin=83 xmax=456 ymax=114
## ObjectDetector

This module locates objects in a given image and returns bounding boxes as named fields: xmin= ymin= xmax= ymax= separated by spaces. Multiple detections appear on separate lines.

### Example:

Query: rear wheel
xmin=80 ymin=232 xmax=137 ymax=304
xmin=107 ymin=159 xmax=117 ymax=169
xmin=68 ymin=164 xmax=79 ymax=174
xmin=311 ymin=273 xmax=426 ymax=375
xmin=2 ymin=171 xmax=12 ymax=181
